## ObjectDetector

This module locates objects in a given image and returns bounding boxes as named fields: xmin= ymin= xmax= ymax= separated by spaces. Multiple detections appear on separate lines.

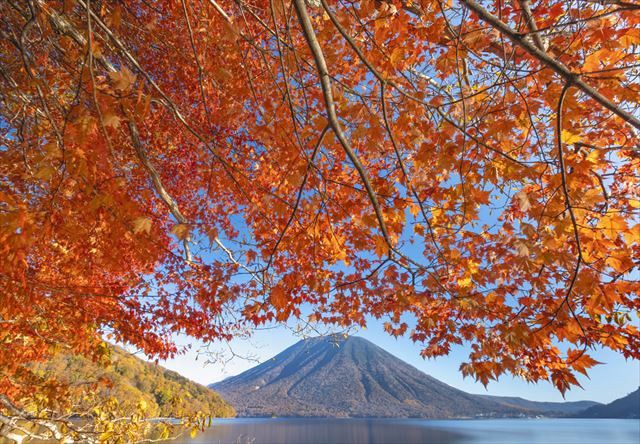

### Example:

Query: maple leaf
xmin=515 ymin=241 xmax=530 ymax=257
xmin=598 ymin=213 xmax=628 ymax=239
xmin=374 ymin=235 xmax=388 ymax=259
xmin=109 ymin=67 xmax=137 ymax=92
xmin=567 ymin=349 xmax=602 ymax=377
xmin=35 ymin=165 xmax=56 ymax=180
xmin=457 ymin=277 xmax=473 ymax=288
xmin=171 ymin=223 xmax=190 ymax=240
xmin=133 ymin=217 xmax=152 ymax=235
xmin=270 ymin=285 xmax=287 ymax=310
xmin=561 ymin=130 xmax=582 ymax=145
xmin=514 ymin=190 xmax=531 ymax=212
xmin=103 ymin=112 xmax=121 ymax=128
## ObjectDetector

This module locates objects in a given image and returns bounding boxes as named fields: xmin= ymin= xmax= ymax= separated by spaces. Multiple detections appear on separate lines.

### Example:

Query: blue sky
xmin=158 ymin=317 xmax=639 ymax=405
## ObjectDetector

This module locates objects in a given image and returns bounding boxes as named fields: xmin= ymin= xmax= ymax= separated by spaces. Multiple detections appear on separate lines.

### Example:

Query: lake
xmin=172 ymin=418 xmax=640 ymax=444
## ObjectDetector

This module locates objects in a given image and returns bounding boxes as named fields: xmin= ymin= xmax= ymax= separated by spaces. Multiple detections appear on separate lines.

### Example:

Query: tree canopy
xmin=1 ymin=0 xmax=639 ymax=439
xmin=38 ymin=345 xmax=234 ymax=418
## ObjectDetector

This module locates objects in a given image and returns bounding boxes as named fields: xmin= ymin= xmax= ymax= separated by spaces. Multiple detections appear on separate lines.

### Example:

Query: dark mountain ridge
xmin=478 ymin=395 xmax=599 ymax=415
xmin=575 ymin=388 xmax=639 ymax=418
xmin=210 ymin=335 xmax=600 ymax=418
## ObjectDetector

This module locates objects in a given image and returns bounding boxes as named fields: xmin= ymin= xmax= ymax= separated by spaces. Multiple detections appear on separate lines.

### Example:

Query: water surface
xmin=173 ymin=418 xmax=640 ymax=444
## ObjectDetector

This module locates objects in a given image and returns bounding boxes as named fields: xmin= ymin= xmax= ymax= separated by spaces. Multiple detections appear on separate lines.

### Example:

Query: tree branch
xmin=292 ymin=0 xmax=394 ymax=250
xmin=126 ymin=116 xmax=194 ymax=263
xmin=459 ymin=0 xmax=640 ymax=130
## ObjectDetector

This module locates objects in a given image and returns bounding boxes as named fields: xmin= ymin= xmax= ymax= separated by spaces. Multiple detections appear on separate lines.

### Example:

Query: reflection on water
xmin=172 ymin=418 xmax=640 ymax=444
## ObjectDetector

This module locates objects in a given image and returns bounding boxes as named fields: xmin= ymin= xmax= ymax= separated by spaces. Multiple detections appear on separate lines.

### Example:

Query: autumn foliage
xmin=1 ymin=0 xmax=639 ymax=438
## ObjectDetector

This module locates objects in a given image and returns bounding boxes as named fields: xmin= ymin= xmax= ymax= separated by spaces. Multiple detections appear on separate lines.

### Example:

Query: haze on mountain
xmin=476 ymin=395 xmax=599 ymax=415
xmin=210 ymin=335 xmax=600 ymax=418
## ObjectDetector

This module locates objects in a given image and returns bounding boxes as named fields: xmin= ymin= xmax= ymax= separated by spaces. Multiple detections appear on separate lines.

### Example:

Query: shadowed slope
xmin=576 ymin=389 xmax=639 ymax=418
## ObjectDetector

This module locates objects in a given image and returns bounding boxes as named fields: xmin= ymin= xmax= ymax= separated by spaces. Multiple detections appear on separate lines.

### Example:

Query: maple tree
xmin=1 ymin=0 xmax=639 ymax=440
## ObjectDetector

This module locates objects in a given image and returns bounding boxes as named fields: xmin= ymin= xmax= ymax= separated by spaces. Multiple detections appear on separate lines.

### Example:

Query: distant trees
xmin=6 ymin=345 xmax=235 ymax=441
xmin=2 ymin=0 xmax=638 ymax=440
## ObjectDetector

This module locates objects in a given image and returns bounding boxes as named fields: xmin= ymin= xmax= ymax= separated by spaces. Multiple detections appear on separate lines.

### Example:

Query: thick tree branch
xmin=518 ymin=0 xmax=546 ymax=51
xmin=320 ymin=0 xmax=529 ymax=167
xmin=459 ymin=0 xmax=640 ymax=130
xmin=292 ymin=0 xmax=394 ymax=251
xmin=206 ymin=0 xmax=233 ymax=22
xmin=127 ymin=116 xmax=194 ymax=263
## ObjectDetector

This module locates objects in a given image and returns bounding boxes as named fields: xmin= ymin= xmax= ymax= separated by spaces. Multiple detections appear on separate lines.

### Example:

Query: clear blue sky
xmin=158 ymin=317 xmax=639 ymax=405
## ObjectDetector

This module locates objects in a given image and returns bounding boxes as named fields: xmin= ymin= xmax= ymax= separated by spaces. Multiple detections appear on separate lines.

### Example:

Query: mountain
xmin=211 ymin=335 xmax=544 ymax=418
xmin=479 ymin=395 xmax=600 ymax=415
xmin=576 ymin=389 xmax=640 ymax=418
xmin=35 ymin=345 xmax=235 ymax=418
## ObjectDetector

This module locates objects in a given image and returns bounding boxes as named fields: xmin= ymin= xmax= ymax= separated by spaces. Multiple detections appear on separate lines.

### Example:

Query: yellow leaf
xmin=133 ymin=217 xmax=152 ymax=235
xmin=620 ymin=28 xmax=640 ymax=47
xmin=109 ymin=67 xmax=137 ymax=92
xmin=561 ymin=130 xmax=581 ymax=145
xmin=431 ymin=207 xmax=443 ymax=223
xmin=623 ymin=223 xmax=639 ymax=245
xmin=515 ymin=190 xmax=531 ymax=212
xmin=103 ymin=112 xmax=121 ymax=128
xmin=597 ymin=213 xmax=628 ymax=239
xmin=585 ymin=149 xmax=601 ymax=165
xmin=409 ymin=203 xmax=420 ymax=218
xmin=171 ymin=223 xmax=190 ymax=240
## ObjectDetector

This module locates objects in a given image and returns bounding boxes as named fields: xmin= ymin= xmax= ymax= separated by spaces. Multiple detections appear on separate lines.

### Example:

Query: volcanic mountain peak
xmin=212 ymin=335 xmax=523 ymax=418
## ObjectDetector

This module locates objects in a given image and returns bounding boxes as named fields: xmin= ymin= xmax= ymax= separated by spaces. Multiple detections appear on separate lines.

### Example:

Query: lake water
xmin=172 ymin=418 xmax=640 ymax=444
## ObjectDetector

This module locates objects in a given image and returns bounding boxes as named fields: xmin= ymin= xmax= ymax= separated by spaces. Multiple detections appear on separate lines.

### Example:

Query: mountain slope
xmin=576 ymin=389 xmax=640 ymax=418
xmin=36 ymin=345 xmax=235 ymax=418
xmin=479 ymin=395 xmax=600 ymax=415
xmin=211 ymin=336 xmax=529 ymax=418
